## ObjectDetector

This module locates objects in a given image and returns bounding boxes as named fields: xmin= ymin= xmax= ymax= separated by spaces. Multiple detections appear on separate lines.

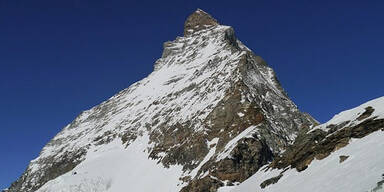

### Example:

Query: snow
xmin=37 ymin=134 xmax=184 ymax=192
xmin=230 ymin=129 xmax=384 ymax=192
xmin=189 ymin=138 xmax=219 ymax=179
xmin=218 ymin=186 xmax=237 ymax=192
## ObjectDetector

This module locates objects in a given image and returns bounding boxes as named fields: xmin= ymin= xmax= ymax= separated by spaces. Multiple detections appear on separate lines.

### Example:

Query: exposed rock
xmin=271 ymin=118 xmax=384 ymax=172
xmin=180 ymin=176 xmax=224 ymax=192
xmin=210 ymin=137 xmax=273 ymax=183
xmin=357 ymin=106 xmax=375 ymax=121
xmin=184 ymin=9 xmax=219 ymax=36
xmin=371 ymin=175 xmax=384 ymax=192
xmin=326 ymin=121 xmax=350 ymax=135
xmin=224 ymin=27 xmax=239 ymax=49
xmin=260 ymin=174 xmax=283 ymax=189
xmin=339 ymin=155 xmax=349 ymax=163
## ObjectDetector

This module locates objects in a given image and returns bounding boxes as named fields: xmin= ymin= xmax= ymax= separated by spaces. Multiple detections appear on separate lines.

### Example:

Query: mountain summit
xmin=13 ymin=9 xmax=384 ymax=192
xmin=184 ymin=9 xmax=219 ymax=36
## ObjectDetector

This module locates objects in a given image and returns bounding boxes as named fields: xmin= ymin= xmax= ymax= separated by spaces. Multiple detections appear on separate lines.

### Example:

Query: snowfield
xmin=37 ymin=134 xmax=185 ymax=192
xmin=226 ymin=130 xmax=384 ymax=192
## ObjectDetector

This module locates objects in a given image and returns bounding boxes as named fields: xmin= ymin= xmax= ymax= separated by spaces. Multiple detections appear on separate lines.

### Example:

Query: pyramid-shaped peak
xmin=184 ymin=9 xmax=219 ymax=36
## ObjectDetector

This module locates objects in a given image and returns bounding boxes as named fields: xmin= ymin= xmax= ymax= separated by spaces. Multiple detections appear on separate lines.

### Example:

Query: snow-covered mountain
xmin=5 ymin=9 xmax=383 ymax=192
xmin=6 ymin=9 xmax=315 ymax=192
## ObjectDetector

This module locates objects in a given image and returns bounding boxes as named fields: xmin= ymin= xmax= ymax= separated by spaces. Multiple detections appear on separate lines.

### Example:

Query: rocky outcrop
xmin=338 ymin=155 xmax=349 ymax=163
xmin=270 ymin=118 xmax=384 ymax=172
xmin=371 ymin=174 xmax=384 ymax=192
xmin=260 ymin=173 xmax=283 ymax=189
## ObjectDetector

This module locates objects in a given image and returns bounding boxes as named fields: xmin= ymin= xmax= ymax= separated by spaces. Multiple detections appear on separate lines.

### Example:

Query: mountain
xmin=5 ymin=9 xmax=316 ymax=192
xmin=6 ymin=9 xmax=383 ymax=192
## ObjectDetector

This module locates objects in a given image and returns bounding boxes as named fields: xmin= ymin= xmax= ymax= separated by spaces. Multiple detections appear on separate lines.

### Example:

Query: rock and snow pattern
xmin=223 ymin=97 xmax=384 ymax=192
xmin=9 ymin=9 xmax=382 ymax=192
xmin=7 ymin=9 xmax=315 ymax=192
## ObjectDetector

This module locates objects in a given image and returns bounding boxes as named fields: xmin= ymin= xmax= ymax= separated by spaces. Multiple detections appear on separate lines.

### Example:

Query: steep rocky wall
xmin=177 ymin=49 xmax=316 ymax=191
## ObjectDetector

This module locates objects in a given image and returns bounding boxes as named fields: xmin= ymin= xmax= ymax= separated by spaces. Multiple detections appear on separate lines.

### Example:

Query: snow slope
xmin=37 ymin=135 xmax=184 ymax=192
xmin=229 ymin=130 xmax=384 ymax=192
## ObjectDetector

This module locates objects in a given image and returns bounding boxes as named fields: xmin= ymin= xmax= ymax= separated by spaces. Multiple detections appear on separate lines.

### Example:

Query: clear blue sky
xmin=1 ymin=0 xmax=383 ymax=189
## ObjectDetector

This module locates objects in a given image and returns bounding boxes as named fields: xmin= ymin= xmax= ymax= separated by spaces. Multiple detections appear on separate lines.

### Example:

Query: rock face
xmin=184 ymin=9 xmax=219 ymax=36
xmin=7 ymin=9 xmax=317 ymax=192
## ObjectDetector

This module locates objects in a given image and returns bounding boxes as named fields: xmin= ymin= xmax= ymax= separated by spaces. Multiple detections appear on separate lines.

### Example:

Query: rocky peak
xmin=7 ymin=9 xmax=317 ymax=192
xmin=184 ymin=9 xmax=219 ymax=36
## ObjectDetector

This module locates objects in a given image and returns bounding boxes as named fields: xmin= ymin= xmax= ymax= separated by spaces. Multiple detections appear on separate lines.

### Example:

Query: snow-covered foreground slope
xmin=37 ymin=135 xmax=184 ymax=192
xmin=224 ymin=97 xmax=384 ymax=192
xmin=229 ymin=130 xmax=384 ymax=192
